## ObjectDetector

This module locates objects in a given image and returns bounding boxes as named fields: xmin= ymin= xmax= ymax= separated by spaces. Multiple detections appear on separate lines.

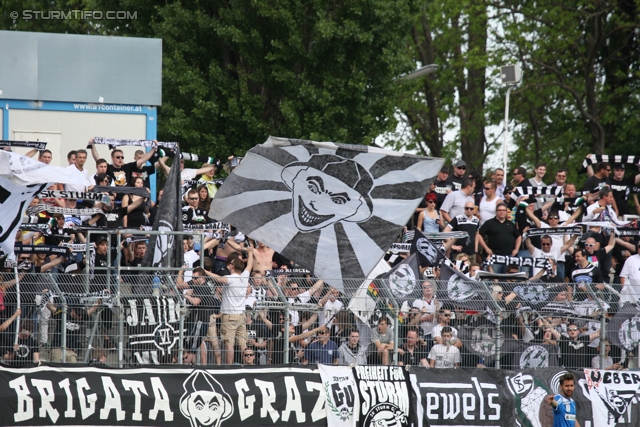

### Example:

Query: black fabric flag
xmin=410 ymin=228 xmax=445 ymax=267
xmin=143 ymin=145 xmax=184 ymax=269
xmin=437 ymin=261 xmax=493 ymax=310
xmin=380 ymin=252 xmax=422 ymax=302
xmin=607 ymin=302 xmax=640 ymax=351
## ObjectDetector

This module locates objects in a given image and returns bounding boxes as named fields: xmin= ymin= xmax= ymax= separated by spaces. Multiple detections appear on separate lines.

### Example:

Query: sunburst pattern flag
xmin=208 ymin=137 xmax=443 ymax=292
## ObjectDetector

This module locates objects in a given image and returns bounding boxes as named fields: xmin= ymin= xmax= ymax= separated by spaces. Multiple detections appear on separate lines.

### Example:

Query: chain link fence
xmin=0 ymin=269 xmax=633 ymax=370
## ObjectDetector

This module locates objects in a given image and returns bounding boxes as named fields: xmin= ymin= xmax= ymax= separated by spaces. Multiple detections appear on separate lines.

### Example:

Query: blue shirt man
xmin=304 ymin=327 xmax=339 ymax=365
xmin=547 ymin=372 xmax=580 ymax=427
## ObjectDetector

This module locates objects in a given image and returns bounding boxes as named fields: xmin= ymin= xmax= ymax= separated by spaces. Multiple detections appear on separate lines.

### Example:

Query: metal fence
xmin=0 ymin=269 xmax=634 ymax=371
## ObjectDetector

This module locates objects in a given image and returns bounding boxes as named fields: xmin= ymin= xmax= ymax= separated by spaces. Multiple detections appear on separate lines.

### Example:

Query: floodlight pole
xmin=503 ymin=85 xmax=515 ymax=173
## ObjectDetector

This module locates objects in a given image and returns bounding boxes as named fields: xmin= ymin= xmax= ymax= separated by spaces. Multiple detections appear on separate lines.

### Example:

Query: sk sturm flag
xmin=607 ymin=302 xmax=640 ymax=351
xmin=143 ymin=144 xmax=184 ymax=269
xmin=208 ymin=137 xmax=443 ymax=292
xmin=0 ymin=150 xmax=90 ymax=260
xmin=381 ymin=252 xmax=422 ymax=301
xmin=410 ymin=228 xmax=445 ymax=267
xmin=437 ymin=261 xmax=492 ymax=311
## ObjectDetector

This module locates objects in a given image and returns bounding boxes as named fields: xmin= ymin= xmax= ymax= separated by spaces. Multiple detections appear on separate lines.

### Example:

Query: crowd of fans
xmin=2 ymin=142 xmax=640 ymax=369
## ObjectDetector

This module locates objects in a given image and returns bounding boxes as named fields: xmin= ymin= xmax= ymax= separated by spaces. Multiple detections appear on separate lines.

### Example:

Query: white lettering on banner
xmin=8 ymin=371 xmax=326 ymax=424
xmin=283 ymin=376 xmax=306 ymax=423
xmin=255 ymin=379 xmax=279 ymax=422
xmin=100 ymin=377 xmax=126 ymax=420
xmin=149 ymin=377 xmax=174 ymax=421
xmin=77 ymin=377 xmax=98 ymax=419
xmin=31 ymin=379 xmax=59 ymax=423
xmin=356 ymin=365 xmax=410 ymax=417
xmin=421 ymin=377 xmax=500 ymax=423
xmin=305 ymin=381 xmax=327 ymax=422
xmin=9 ymin=376 xmax=33 ymax=422
xmin=122 ymin=380 xmax=148 ymax=421
xmin=236 ymin=379 xmax=256 ymax=421
xmin=58 ymin=378 xmax=77 ymax=417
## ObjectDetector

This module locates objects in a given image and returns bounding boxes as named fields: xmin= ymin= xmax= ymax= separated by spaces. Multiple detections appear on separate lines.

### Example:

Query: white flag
xmin=0 ymin=151 xmax=91 ymax=259
xmin=0 ymin=150 xmax=91 ymax=186
xmin=319 ymin=364 xmax=358 ymax=427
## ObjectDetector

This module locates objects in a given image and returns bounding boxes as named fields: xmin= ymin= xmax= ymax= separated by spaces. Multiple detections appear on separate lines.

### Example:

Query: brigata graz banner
xmin=3 ymin=365 xmax=640 ymax=427
xmin=0 ymin=365 xmax=327 ymax=427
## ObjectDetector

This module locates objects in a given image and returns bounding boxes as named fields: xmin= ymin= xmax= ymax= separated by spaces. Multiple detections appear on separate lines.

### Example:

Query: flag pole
xmin=13 ymin=266 xmax=20 ymax=345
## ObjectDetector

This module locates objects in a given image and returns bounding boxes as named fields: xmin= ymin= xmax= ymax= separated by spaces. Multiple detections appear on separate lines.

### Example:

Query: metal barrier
xmin=1 ymin=268 xmax=634 ymax=371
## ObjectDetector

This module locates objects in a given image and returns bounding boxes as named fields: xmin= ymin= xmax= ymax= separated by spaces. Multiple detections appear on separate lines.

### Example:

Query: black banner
xmin=0 ymin=365 xmax=326 ymax=426
xmin=93 ymin=186 xmax=151 ymax=198
xmin=353 ymin=366 xmax=412 ymax=427
xmin=1 ymin=365 xmax=640 ymax=426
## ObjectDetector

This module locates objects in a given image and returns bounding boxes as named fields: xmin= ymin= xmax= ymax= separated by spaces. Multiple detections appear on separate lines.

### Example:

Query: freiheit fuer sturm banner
xmin=2 ymin=365 xmax=640 ymax=427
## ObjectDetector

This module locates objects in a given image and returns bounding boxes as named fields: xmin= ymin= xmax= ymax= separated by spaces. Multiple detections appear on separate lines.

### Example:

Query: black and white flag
xmin=606 ymin=302 xmax=640 ymax=351
xmin=380 ymin=252 xmax=422 ymax=301
xmin=208 ymin=137 xmax=443 ymax=291
xmin=0 ymin=151 xmax=89 ymax=259
xmin=501 ymin=339 xmax=560 ymax=369
xmin=143 ymin=145 xmax=184 ymax=269
xmin=410 ymin=229 xmax=445 ymax=267
xmin=437 ymin=261 xmax=492 ymax=310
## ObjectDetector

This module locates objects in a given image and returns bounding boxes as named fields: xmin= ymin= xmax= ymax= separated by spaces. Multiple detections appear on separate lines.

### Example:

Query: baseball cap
xmin=440 ymin=166 xmax=449 ymax=173
xmin=455 ymin=160 xmax=466 ymax=168
xmin=504 ymin=185 xmax=514 ymax=194
xmin=613 ymin=163 xmax=625 ymax=170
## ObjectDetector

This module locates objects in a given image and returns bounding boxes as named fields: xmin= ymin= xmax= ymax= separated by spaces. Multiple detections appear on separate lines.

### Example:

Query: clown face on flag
xmin=208 ymin=137 xmax=443 ymax=292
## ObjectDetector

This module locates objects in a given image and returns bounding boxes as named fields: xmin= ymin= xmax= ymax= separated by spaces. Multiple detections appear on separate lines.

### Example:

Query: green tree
xmin=2 ymin=1 xmax=415 ymax=157
xmin=394 ymin=0 xmax=495 ymax=173
xmin=495 ymin=0 xmax=640 ymax=165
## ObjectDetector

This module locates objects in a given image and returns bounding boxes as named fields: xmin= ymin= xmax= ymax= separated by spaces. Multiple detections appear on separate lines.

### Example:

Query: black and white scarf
xmin=513 ymin=186 xmax=563 ymax=197
xmin=19 ymin=224 xmax=52 ymax=236
xmin=0 ymin=140 xmax=47 ymax=150
xmin=14 ymin=245 xmax=69 ymax=256
xmin=26 ymin=205 xmax=103 ymax=216
xmin=61 ymin=243 xmax=96 ymax=253
xmin=159 ymin=150 xmax=221 ymax=166
xmin=523 ymin=226 xmax=582 ymax=241
xmin=183 ymin=179 xmax=225 ymax=188
xmin=37 ymin=190 xmax=108 ymax=201
xmin=92 ymin=137 xmax=178 ymax=151
xmin=483 ymin=254 xmax=553 ymax=271
xmin=582 ymin=154 xmax=640 ymax=170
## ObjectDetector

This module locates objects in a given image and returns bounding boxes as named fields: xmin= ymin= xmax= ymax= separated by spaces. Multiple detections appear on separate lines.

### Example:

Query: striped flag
xmin=208 ymin=137 xmax=443 ymax=291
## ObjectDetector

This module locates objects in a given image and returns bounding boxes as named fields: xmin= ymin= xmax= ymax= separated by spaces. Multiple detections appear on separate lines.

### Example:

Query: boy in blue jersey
xmin=546 ymin=373 xmax=580 ymax=427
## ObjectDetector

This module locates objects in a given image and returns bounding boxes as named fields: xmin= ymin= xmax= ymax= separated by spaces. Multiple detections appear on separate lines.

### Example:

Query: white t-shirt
xmin=620 ymin=255 xmax=640 ymax=304
xmin=65 ymin=165 xmax=91 ymax=192
xmin=412 ymin=298 xmax=437 ymax=337
xmin=221 ymin=270 xmax=250 ymax=314
xmin=431 ymin=324 xmax=458 ymax=340
xmin=183 ymin=250 xmax=200 ymax=281
xmin=530 ymin=247 xmax=561 ymax=277
xmin=428 ymin=344 xmax=460 ymax=368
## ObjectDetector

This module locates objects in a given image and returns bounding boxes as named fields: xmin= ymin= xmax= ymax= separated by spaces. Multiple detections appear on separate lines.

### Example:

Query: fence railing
xmin=1 ymin=269 xmax=634 ymax=370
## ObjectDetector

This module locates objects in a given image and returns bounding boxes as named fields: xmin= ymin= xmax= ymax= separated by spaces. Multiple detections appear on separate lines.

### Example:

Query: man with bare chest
xmin=253 ymin=242 xmax=275 ymax=272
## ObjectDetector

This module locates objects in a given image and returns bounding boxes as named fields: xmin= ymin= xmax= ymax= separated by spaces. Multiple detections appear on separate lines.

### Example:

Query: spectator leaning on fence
xmin=338 ymin=330 xmax=367 ymax=365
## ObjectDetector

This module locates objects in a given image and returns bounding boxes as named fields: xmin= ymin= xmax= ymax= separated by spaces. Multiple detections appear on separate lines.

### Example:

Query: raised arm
xmin=157 ymin=156 xmax=171 ymax=176
xmin=135 ymin=141 xmax=158 ymax=169
xmin=89 ymin=138 xmax=100 ymax=162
